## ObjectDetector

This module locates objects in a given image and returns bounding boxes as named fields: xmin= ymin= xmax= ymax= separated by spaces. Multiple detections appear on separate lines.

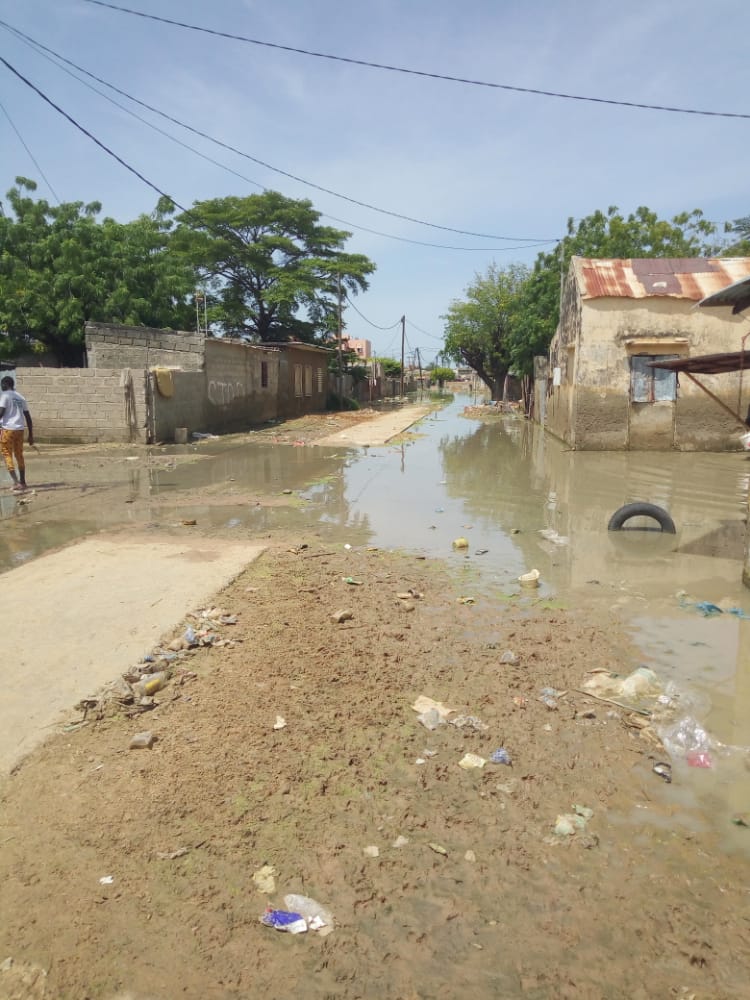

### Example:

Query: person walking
xmin=0 ymin=375 xmax=33 ymax=492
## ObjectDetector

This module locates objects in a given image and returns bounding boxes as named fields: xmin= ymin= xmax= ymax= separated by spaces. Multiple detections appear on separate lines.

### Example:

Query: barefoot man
xmin=0 ymin=376 xmax=33 ymax=492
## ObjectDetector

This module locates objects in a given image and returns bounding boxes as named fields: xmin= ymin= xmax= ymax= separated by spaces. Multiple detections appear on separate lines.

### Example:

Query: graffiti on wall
xmin=208 ymin=379 xmax=246 ymax=406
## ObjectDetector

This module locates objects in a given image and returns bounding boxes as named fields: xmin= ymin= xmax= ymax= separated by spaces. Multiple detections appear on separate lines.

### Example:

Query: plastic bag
xmin=658 ymin=715 xmax=713 ymax=759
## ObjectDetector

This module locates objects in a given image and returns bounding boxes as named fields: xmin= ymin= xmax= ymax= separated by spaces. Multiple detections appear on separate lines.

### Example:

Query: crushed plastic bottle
xmin=283 ymin=894 xmax=334 ymax=935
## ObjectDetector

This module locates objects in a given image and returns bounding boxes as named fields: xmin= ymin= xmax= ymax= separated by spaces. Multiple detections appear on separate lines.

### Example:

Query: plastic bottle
xmin=134 ymin=671 xmax=168 ymax=697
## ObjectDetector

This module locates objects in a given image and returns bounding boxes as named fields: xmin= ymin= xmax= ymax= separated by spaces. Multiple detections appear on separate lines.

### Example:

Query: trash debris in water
xmin=652 ymin=762 xmax=672 ymax=783
xmin=452 ymin=537 xmax=469 ymax=549
xmin=677 ymin=594 xmax=750 ymax=620
xmin=539 ymin=528 xmax=569 ymax=546
xmin=518 ymin=568 xmax=540 ymax=588
xmin=687 ymin=750 xmax=712 ymax=769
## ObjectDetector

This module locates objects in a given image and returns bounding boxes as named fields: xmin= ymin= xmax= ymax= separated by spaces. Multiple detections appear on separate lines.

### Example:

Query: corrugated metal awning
xmin=649 ymin=351 xmax=750 ymax=374
xmin=698 ymin=275 xmax=750 ymax=314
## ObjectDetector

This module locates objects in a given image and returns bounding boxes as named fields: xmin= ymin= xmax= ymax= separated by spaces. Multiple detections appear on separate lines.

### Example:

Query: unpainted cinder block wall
xmin=85 ymin=322 xmax=204 ymax=371
xmin=150 ymin=371 xmax=207 ymax=442
xmin=15 ymin=368 xmax=147 ymax=443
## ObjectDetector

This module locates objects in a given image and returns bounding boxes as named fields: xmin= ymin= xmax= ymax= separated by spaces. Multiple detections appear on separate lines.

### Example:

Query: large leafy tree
xmin=0 ymin=178 xmax=194 ymax=364
xmin=442 ymin=262 xmax=529 ymax=398
xmin=171 ymin=190 xmax=375 ymax=343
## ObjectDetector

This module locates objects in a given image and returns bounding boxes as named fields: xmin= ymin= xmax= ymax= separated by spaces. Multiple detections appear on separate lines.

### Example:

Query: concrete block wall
xmin=85 ymin=322 xmax=204 ymax=371
xmin=204 ymin=340 xmax=279 ymax=430
xmin=15 ymin=367 xmax=147 ymax=443
xmin=150 ymin=371 xmax=207 ymax=442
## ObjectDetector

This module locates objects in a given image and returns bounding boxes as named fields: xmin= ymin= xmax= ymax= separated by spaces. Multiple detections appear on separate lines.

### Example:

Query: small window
xmin=316 ymin=367 xmax=325 ymax=392
xmin=630 ymin=355 xmax=677 ymax=403
xmin=304 ymin=365 xmax=313 ymax=397
xmin=261 ymin=361 xmax=268 ymax=388
xmin=294 ymin=364 xmax=303 ymax=398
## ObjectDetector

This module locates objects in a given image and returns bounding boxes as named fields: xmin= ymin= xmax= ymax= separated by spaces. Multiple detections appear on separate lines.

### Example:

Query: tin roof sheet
xmin=573 ymin=257 xmax=750 ymax=301
xmin=649 ymin=351 xmax=750 ymax=375
xmin=698 ymin=274 xmax=750 ymax=314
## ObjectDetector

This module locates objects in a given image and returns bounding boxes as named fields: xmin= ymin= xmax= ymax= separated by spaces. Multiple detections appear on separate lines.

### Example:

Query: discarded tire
xmin=607 ymin=502 xmax=676 ymax=534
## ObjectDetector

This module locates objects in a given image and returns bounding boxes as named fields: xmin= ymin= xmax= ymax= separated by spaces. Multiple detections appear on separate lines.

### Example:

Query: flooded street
xmin=3 ymin=396 xmax=750 ymax=998
xmin=4 ymin=395 xmax=750 ymax=850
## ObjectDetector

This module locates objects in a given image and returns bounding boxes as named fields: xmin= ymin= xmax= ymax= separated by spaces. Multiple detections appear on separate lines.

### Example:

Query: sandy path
xmin=2 ymin=533 xmax=264 ymax=773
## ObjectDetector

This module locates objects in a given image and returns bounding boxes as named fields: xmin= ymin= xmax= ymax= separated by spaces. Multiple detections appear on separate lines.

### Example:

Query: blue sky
xmin=0 ymin=0 xmax=748 ymax=361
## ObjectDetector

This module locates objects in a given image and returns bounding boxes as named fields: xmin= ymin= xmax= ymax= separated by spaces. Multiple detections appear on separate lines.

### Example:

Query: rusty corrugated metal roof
xmin=573 ymin=257 xmax=750 ymax=301
xmin=650 ymin=350 xmax=750 ymax=374
xmin=699 ymin=274 xmax=750 ymax=314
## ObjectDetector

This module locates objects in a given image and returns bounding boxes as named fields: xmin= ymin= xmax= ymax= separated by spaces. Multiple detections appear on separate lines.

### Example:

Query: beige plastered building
xmin=538 ymin=257 xmax=750 ymax=450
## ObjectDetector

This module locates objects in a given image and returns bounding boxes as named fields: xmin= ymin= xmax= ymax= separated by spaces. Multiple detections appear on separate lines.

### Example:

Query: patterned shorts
xmin=1 ymin=429 xmax=25 ymax=472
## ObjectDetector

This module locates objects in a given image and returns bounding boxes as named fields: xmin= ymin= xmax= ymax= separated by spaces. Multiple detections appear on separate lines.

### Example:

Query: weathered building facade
xmin=539 ymin=257 xmax=750 ymax=450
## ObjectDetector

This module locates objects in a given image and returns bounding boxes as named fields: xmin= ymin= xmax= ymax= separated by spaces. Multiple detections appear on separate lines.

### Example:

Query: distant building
xmin=345 ymin=338 xmax=372 ymax=360
xmin=537 ymin=257 xmax=750 ymax=450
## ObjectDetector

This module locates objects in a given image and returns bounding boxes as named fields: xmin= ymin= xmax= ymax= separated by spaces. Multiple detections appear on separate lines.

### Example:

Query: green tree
xmin=442 ymin=262 xmax=529 ymax=398
xmin=172 ymin=190 xmax=375 ymax=343
xmin=723 ymin=216 xmax=750 ymax=256
xmin=372 ymin=357 xmax=402 ymax=378
xmin=0 ymin=179 xmax=194 ymax=364
xmin=430 ymin=365 xmax=455 ymax=388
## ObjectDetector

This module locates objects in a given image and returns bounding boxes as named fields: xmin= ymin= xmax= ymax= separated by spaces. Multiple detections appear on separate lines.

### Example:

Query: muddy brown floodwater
xmin=1 ymin=395 xmax=750 ymax=999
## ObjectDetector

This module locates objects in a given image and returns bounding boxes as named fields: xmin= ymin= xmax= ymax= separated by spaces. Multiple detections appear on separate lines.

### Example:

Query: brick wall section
xmin=15 ymin=368 xmax=147 ymax=443
xmin=85 ymin=322 xmax=204 ymax=371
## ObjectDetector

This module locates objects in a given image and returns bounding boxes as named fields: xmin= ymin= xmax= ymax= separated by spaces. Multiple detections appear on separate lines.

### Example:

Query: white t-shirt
xmin=0 ymin=390 xmax=29 ymax=431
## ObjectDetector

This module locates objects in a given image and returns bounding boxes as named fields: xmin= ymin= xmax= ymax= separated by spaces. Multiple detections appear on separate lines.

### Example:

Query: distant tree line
xmin=442 ymin=206 xmax=749 ymax=399
xmin=0 ymin=177 xmax=375 ymax=364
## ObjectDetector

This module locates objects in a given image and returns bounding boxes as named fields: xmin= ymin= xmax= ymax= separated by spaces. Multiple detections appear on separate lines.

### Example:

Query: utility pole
xmin=400 ymin=315 xmax=405 ymax=399
xmin=415 ymin=347 xmax=424 ymax=399
xmin=337 ymin=273 xmax=344 ymax=409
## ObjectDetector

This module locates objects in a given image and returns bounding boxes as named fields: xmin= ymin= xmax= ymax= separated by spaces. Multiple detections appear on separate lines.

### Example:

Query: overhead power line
xmin=407 ymin=319 xmax=444 ymax=343
xmin=344 ymin=295 xmax=401 ymax=331
xmin=0 ymin=20 xmax=555 ymax=244
xmin=1 ymin=22 xmax=557 ymax=254
xmin=0 ymin=98 xmax=60 ymax=203
xmin=84 ymin=0 xmax=750 ymax=121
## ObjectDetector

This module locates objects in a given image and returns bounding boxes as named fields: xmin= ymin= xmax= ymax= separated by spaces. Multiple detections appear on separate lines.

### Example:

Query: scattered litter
xmin=363 ymin=845 xmax=380 ymax=858
xmin=428 ymin=843 xmax=448 ymax=856
xmin=458 ymin=753 xmax=486 ymax=770
xmin=181 ymin=519 xmax=197 ymax=526
xmin=342 ymin=577 xmax=363 ymax=586
xmin=435 ymin=507 xmax=445 ymax=513
xmin=652 ymin=762 xmax=672 ymax=783
xmin=539 ymin=528 xmax=569 ymax=546
xmin=452 ymin=537 xmax=469 ymax=549
xmin=552 ymin=805 xmax=593 ymax=839
xmin=99 ymin=875 xmax=114 ymax=885
xmin=281 ymin=489 xmax=293 ymax=495
xmin=500 ymin=650 xmax=520 ymax=666
xmin=421 ymin=749 xmax=438 ymax=757
xmin=184 ymin=625 xmax=197 ymax=646
xmin=392 ymin=835 xmax=410 ymax=848
xmin=227 ymin=518 xmax=241 ymax=528
xmin=252 ymin=864 xmax=277 ymax=894
xmin=475 ymin=549 xmax=489 ymax=555
xmin=283 ymin=894 xmax=334 ymax=936
xmin=344 ymin=543 xmax=352 ymax=550
xmin=659 ymin=716 xmax=714 ymax=763
xmin=464 ymin=850 xmax=476 ymax=863
xmin=192 ymin=432 xmax=218 ymax=440
xmin=129 ymin=731 xmax=155 ymax=750
xmin=396 ymin=588 xmax=424 ymax=600
xmin=732 ymin=814 xmax=749 ymax=827
xmin=490 ymin=748 xmax=512 ymax=765
xmin=156 ymin=847 xmax=191 ymax=861
xmin=687 ymin=750 xmax=713 ymax=768
xmin=449 ymin=714 xmax=488 ymax=732
xmin=273 ymin=715 xmax=287 ymax=731
xmin=518 ymin=568 xmax=540 ymax=588
xmin=457 ymin=596 xmax=475 ymax=605
xmin=412 ymin=696 xmax=455 ymax=719
xmin=331 ymin=609 xmax=354 ymax=623
xmin=260 ymin=909 xmax=307 ymax=934
xmin=415 ymin=757 xmax=427 ymax=765
xmin=513 ymin=696 xmax=527 ymax=709
xmin=417 ymin=708 xmax=444 ymax=731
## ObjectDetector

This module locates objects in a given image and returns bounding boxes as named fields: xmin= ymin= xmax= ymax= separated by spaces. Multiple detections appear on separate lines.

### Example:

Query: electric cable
xmin=344 ymin=295 xmax=401 ymax=330
xmin=83 ymin=0 xmax=750 ymax=121
xmin=0 ymin=19 xmax=556 ymax=244
xmin=407 ymin=318 xmax=445 ymax=342
xmin=0 ymin=98 xmax=60 ymax=203
xmin=1 ymin=21 xmax=559 ymax=252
